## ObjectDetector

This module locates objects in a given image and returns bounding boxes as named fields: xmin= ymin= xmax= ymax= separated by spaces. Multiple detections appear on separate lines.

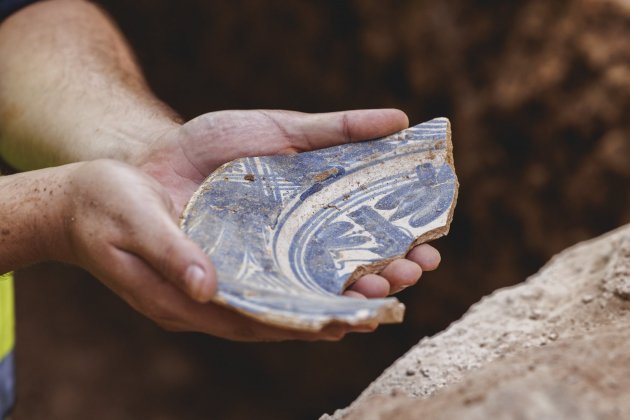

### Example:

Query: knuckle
xmin=340 ymin=113 xmax=351 ymax=141
xmin=152 ymin=241 xmax=182 ymax=281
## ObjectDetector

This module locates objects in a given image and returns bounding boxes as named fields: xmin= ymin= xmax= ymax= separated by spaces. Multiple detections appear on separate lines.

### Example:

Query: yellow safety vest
xmin=0 ymin=272 xmax=15 ymax=418
xmin=0 ymin=273 xmax=14 ymax=362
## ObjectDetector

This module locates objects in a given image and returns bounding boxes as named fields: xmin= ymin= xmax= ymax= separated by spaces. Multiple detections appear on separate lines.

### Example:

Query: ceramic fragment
xmin=181 ymin=118 xmax=458 ymax=331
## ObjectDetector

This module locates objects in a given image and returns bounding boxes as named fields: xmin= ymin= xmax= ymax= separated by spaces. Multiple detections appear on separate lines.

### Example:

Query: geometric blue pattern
xmin=181 ymin=118 xmax=457 ymax=330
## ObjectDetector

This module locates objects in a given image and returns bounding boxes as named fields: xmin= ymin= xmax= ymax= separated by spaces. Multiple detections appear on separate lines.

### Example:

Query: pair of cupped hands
xmin=63 ymin=109 xmax=440 ymax=341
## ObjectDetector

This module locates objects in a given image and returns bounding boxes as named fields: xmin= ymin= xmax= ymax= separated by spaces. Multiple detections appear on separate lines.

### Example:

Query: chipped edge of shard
xmin=233 ymin=297 xmax=406 ymax=332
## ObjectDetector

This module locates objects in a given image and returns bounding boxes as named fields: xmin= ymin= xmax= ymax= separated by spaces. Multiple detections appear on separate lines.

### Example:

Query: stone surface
xmin=181 ymin=118 xmax=458 ymax=331
xmin=323 ymin=223 xmax=630 ymax=419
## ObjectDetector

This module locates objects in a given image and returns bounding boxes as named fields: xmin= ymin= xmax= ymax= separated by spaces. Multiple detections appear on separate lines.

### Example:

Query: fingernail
xmin=185 ymin=264 xmax=208 ymax=301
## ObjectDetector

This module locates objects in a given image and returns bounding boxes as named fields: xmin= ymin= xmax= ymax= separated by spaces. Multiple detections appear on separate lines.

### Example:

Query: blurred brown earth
xmin=12 ymin=0 xmax=630 ymax=419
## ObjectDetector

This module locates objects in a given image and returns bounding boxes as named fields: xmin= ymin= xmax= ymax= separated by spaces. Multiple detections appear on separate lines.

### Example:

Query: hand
xmin=137 ymin=109 xmax=441 ymax=299
xmin=0 ymin=2 xmax=437 ymax=339
xmin=58 ymin=159 xmax=361 ymax=341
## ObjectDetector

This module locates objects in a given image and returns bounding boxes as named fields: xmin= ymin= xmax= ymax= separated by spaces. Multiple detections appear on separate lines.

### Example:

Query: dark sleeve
xmin=0 ymin=0 xmax=41 ymax=21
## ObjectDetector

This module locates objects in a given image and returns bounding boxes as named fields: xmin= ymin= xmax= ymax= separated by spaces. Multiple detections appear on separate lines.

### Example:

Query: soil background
xmin=11 ymin=1 xmax=630 ymax=419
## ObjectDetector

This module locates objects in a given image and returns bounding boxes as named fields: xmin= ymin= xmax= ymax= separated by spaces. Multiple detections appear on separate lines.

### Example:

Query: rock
xmin=322 ymin=223 xmax=630 ymax=419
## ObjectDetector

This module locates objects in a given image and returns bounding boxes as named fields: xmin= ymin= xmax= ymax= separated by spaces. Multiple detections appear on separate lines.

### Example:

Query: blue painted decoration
xmin=181 ymin=118 xmax=458 ymax=330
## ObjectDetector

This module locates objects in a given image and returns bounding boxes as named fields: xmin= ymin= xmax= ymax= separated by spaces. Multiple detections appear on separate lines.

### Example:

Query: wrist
xmin=30 ymin=163 xmax=84 ymax=264
xmin=123 ymin=120 xmax=183 ymax=167
xmin=0 ymin=163 xmax=81 ymax=271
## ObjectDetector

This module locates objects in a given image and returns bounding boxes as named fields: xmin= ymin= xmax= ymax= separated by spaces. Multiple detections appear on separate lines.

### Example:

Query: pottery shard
xmin=181 ymin=118 xmax=458 ymax=331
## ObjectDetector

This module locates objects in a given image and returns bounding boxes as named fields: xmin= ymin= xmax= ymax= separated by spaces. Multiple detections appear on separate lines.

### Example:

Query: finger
xmin=84 ymin=243 xmax=197 ymax=329
xmin=123 ymin=211 xmax=217 ymax=303
xmin=348 ymin=274 xmax=390 ymax=298
xmin=98 ymin=247 xmax=358 ymax=342
xmin=179 ymin=109 xmax=408 ymax=174
xmin=291 ymin=108 xmax=409 ymax=151
xmin=174 ymin=298 xmax=351 ymax=342
xmin=102 ymin=249 xmax=327 ymax=340
xmin=379 ymin=259 xmax=422 ymax=294
xmin=343 ymin=290 xmax=368 ymax=299
xmin=406 ymin=244 xmax=441 ymax=271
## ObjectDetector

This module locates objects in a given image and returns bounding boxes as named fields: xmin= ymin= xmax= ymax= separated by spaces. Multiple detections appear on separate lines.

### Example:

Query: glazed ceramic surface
xmin=181 ymin=118 xmax=457 ymax=330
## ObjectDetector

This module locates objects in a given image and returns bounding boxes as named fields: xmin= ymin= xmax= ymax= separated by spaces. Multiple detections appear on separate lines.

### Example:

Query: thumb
xmin=125 ymin=219 xmax=218 ymax=303
xmin=289 ymin=108 xmax=410 ymax=150
xmin=178 ymin=108 xmax=409 ymax=172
